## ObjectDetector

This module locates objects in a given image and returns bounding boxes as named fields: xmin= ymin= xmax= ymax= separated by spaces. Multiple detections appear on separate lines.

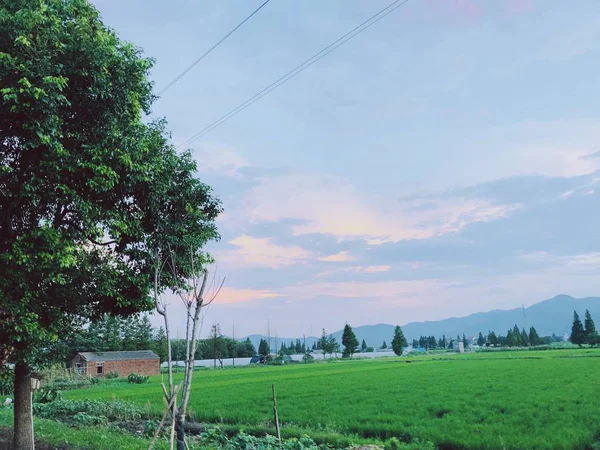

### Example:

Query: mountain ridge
xmin=243 ymin=295 xmax=600 ymax=351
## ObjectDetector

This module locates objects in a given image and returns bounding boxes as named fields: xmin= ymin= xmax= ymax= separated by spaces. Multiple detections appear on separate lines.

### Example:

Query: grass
xmin=0 ymin=408 xmax=172 ymax=450
xmin=63 ymin=349 xmax=600 ymax=449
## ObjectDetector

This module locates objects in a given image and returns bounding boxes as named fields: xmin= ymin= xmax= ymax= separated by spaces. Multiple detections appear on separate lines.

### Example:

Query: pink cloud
xmin=240 ymin=174 xmax=518 ymax=245
xmin=318 ymin=251 xmax=356 ymax=262
xmin=216 ymin=287 xmax=281 ymax=304
xmin=364 ymin=265 xmax=391 ymax=273
xmin=221 ymin=235 xmax=314 ymax=268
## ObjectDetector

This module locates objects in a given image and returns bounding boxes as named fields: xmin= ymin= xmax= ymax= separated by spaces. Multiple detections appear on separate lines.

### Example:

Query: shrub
xmin=302 ymin=353 xmax=315 ymax=363
xmin=45 ymin=378 xmax=92 ymax=391
xmin=143 ymin=419 xmax=160 ymax=438
xmin=128 ymin=373 xmax=149 ymax=384
xmin=197 ymin=428 xmax=331 ymax=450
xmin=73 ymin=411 xmax=108 ymax=427
xmin=266 ymin=356 xmax=284 ymax=366
xmin=386 ymin=437 xmax=403 ymax=450
xmin=34 ymin=388 xmax=63 ymax=404
xmin=105 ymin=371 xmax=119 ymax=379
xmin=33 ymin=399 xmax=144 ymax=425
xmin=0 ymin=369 xmax=14 ymax=396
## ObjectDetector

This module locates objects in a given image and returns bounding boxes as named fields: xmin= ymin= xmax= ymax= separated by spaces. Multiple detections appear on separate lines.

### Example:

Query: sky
xmin=91 ymin=0 xmax=600 ymax=338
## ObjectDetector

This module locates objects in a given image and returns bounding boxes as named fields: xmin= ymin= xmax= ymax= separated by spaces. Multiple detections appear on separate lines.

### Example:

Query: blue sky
xmin=93 ymin=0 xmax=600 ymax=338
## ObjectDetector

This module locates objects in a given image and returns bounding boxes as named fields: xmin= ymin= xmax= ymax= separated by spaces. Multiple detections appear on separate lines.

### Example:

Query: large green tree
xmin=0 ymin=1 xmax=221 ymax=448
xmin=341 ymin=324 xmax=359 ymax=358
xmin=520 ymin=328 xmax=529 ymax=347
xmin=243 ymin=338 xmax=257 ymax=357
xmin=153 ymin=327 xmax=168 ymax=363
xmin=528 ymin=326 xmax=540 ymax=346
xmin=584 ymin=309 xmax=596 ymax=343
xmin=258 ymin=339 xmax=269 ymax=357
xmin=319 ymin=329 xmax=329 ymax=359
xmin=571 ymin=311 xmax=585 ymax=346
xmin=391 ymin=325 xmax=407 ymax=356
xmin=477 ymin=332 xmax=485 ymax=346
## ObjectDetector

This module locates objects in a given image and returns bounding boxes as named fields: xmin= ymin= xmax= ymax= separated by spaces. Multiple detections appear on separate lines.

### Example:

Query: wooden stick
xmin=161 ymin=382 xmax=169 ymax=408
xmin=272 ymin=384 xmax=281 ymax=441
xmin=148 ymin=382 xmax=182 ymax=450
xmin=170 ymin=395 xmax=177 ymax=450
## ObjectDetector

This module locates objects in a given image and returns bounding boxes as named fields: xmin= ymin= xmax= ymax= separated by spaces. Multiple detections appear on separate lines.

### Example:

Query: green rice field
xmin=64 ymin=349 xmax=600 ymax=449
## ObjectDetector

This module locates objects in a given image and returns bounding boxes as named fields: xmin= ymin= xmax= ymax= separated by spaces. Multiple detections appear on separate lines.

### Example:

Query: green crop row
xmin=64 ymin=349 xmax=600 ymax=449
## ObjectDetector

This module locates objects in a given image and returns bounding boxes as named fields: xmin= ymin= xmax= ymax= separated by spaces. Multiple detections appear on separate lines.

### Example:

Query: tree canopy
xmin=341 ymin=324 xmax=359 ymax=358
xmin=391 ymin=325 xmax=407 ymax=356
xmin=258 ymin=339 xmax=270 ymax=357
xmin=584 ymin=310 xmax=596 ymax=342
xmin=571 ymin=311 xmax=585 ymax=346
xmin=0 ymin=0 xmax=221 ymax=446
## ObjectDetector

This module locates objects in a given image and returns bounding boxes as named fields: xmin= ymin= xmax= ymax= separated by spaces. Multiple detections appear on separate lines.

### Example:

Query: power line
xmin=178 ymin=0 xmax=410 ymax=149
xmin=157 ymin=0 xmax=272 ymax=97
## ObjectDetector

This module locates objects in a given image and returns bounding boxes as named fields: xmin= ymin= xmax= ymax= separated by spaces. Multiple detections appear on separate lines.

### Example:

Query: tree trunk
xmin=175 ymin=413 xmax=186 ymax=450
xmin=13 ymin=362 xmax=34 ymax=450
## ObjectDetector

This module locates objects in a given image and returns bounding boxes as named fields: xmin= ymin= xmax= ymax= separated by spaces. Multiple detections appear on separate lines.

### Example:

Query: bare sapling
xmin=151 ymin=250 xmax=224 ymax=450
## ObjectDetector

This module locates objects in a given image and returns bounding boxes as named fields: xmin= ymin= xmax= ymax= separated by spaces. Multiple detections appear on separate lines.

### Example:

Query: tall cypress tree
xmin=153 ymin=327 xmax=168 ymax=362
xmin=477 ymin=332 xmax=485 ymax=346
xmin=258 ymin=339 xmax=269 ymax=357
xmin=520 ymin=328 xmax=529 ymax=347
xmin=341 ymin=324 xmax=359 ymax=358
xmin=136 ymin=315 xmax=153 ymax=350
xmin=391 ymin=325 xmax=408 ymax=356
xmin=512 ymin=325 xmax=522 ymax=346
xmin=506 ymin=328 xmax=516 ymax=347
xmin=571 ymin=311 xmax=585 ymax=346
xmin=244 ymin=338 xmax=257 ymax=356
xmin=528 ymin=326 xmax=540 ymax=346
xmin=319 ymin=329 xmax=329 ymax=359
xmin=584 ymin=310 xmax=596 ymax=343
xmin=488 ymin=331 xmax=498 ymax=347
xmin=361 ymin=339 xmax=368 ymax=352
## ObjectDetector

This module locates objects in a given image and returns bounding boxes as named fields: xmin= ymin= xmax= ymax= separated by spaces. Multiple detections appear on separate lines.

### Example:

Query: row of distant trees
xmin=63 ymin=310 xmax=599 ymax=365
xmin=472 ymin=309 xmax=599 ymax=348
xmin=411 ymin=334 xmax=469 ymax=350
xmin=54 ymin=315 xmax=258 ymax=363
xmin=475 ymin=325 xmax=547 ymax=348
xmin=338 ymin=324 xmax=407 ymax=358
xmin=53 ymin=314 xmax=155 ymax=358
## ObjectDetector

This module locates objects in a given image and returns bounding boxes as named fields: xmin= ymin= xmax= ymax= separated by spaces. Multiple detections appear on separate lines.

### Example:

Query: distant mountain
xmin=243 ymin=295 xmax=600 ymax=350
xmin=399 ymin=294 xmax=600 ymax=341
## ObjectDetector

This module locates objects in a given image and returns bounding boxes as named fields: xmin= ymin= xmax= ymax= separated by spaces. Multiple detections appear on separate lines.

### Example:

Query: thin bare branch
xmin=205 ymin=277 xmax=226 ymax=307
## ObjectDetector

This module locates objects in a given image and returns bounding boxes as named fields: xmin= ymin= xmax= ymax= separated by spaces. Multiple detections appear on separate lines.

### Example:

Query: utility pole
xmin=303 ymin=334 xmax=306 ymax=363
xmin=232 ymin=323 xmax=236 ymax=367
xmin=267 ymin=319 xmax=271 ymax=355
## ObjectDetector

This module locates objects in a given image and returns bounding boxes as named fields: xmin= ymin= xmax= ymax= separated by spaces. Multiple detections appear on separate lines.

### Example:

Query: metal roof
xmin=76 ymin=350 xmax=159 ymax=362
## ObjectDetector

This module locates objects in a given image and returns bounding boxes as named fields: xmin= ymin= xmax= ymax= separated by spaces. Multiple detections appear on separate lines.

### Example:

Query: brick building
xmin=71 ymin=350 xmax=160 ymax=377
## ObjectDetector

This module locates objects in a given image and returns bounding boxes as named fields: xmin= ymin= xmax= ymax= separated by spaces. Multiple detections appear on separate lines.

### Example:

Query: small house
xmin=71 ymin=350 xmax=160 ymax=377
xmin=452 ymin=341 xmax=465 ymax=353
